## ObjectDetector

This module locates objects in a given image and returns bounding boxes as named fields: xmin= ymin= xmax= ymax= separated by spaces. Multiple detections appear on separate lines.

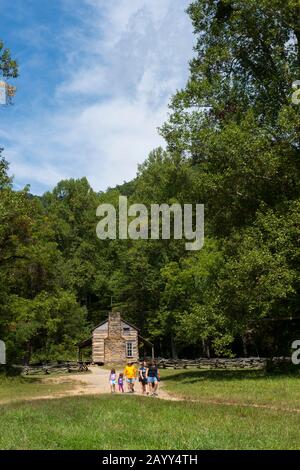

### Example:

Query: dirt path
xmin=45 ymin=365 xmax=175 ymax=400
xmin=0 ymin=366 xmax=175 ymax=405
xmin=2 ymin=366 xmax=300 ymax=414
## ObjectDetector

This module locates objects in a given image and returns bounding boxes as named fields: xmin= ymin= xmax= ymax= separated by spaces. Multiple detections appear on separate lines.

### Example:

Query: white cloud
xmin=5 ymin=0 xmax=194 ymax=194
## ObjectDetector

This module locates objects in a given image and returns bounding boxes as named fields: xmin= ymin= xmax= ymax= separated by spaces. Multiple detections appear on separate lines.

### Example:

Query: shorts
xmin=147 ymin=376 xmax=158 ymax=384
xmin=127 ymin=378 xmax=135 ymax=384
xmin=139 ymin=377 xmax=147 ymax=385
xmin=110 ymin=380 xmax=116 ymax=385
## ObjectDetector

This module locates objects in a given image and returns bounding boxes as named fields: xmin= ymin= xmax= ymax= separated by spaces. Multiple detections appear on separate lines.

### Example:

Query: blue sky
xmin=0 ymin=0 xmax=194 ymax=194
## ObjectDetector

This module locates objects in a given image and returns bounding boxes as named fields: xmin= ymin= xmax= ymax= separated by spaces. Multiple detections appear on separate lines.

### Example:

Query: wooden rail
xmin=156 ymin=357 xmax=292 ymax=370
xmin=23 ymin=361 xmax=89 ymax=375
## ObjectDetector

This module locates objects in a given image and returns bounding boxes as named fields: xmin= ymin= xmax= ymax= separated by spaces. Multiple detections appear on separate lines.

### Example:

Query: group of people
xmin=109 ymin=361 xmax=160 ymax=397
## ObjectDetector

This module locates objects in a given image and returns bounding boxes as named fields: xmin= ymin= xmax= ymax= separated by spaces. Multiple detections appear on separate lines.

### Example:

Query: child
xmin=118 ymin=373 xmax=124 ymax=393
xmin=109 ymin=368 xmax=116 ymax=393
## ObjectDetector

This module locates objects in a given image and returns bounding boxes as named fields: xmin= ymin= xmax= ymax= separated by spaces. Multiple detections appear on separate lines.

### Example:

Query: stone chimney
xmin=108 ymin=311 xmax=122 ymax=339
xmin=105 ymin=311 xmax=126 ymax=363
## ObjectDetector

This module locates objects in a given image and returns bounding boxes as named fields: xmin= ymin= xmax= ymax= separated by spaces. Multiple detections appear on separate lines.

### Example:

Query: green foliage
xmin=0 ymin=40 xmax=18 ymax=78
xmin=1 ymin=2 xmax=300 ymax=361
xmin=7 ymin=290 xmax=87 ymax=362
xmin=0 ymin=163 xmax=89 ymax=362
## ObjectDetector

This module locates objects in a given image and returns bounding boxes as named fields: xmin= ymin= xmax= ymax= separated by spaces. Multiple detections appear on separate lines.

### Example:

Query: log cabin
xmin=78 ymin=311 xmax=153 ymax=364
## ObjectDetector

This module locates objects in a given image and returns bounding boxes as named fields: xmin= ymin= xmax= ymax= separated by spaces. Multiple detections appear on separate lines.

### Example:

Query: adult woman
xmin=146 ymin=361 xmax=160 ymax=397
xmin=139 ymin=360 xmax=148 ymax=395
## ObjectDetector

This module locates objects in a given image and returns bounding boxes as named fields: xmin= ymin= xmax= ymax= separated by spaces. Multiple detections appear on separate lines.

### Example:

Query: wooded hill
xmin=1 ymin=0 xmax=300 ymax=363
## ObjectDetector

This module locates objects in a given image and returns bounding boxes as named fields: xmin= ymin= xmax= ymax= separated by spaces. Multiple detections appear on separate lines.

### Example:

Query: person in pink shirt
xmin=109 ymin=368 xmax=117 ymax=393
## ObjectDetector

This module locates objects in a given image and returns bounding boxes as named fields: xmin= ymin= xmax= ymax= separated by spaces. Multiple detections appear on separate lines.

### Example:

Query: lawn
xmin=160 ymin=368 xmax=300 ymax=410
xmin=0 ymin=394 xmax=299 ymax=450
xmin=0 ymin=369 xmax=299 ymax=450
xmin=0 ymin=373 xmax=74 ymax=403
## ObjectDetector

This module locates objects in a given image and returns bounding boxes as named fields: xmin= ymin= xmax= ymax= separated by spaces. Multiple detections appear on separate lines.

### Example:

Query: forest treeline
xmin=1 ymin=0 xmax=300 ymax=363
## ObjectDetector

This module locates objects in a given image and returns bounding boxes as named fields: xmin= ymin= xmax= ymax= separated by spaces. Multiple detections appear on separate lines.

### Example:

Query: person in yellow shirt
xmin=123 ymin=362 xmax=137 ymax=393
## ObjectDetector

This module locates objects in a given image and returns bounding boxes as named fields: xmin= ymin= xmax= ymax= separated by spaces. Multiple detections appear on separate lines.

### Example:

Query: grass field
xmin=0 ymin=369 xmax=299 ymax=450
xmin=0 ymin=374 xmax=74 ymax=403
xmin=161 ymin=369 xmax=300 ymax=409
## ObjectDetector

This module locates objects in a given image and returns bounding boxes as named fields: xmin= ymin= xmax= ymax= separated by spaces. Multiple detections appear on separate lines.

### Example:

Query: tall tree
xmin=0 ymin=40 xmax=18 ymax=78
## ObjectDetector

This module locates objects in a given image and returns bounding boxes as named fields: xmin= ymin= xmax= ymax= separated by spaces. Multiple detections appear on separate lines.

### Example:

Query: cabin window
xmin=126 ymin=341 xmax=133 ymax=357
xmin=123 ymin=327 xmax=130 ymax=335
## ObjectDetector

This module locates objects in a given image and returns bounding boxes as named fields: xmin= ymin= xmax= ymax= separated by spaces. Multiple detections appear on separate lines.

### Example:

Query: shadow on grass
xmin=162 ymin=368 xmax=300 ymax=385
xmin=0 ymin=368 xmax=45 ymax=385
xmin=0 ymin=365 xmax=23 ymax=377
xmin=0 ymin=376 xmax=45 ymax=386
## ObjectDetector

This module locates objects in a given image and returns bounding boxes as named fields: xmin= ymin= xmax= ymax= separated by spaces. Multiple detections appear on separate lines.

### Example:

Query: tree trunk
xmin=201 ymin=338 xmax=206 ymax=356
xmin=242 ymin=335 xmax=248 ymax=357
xmin=170 ymin=335 xmax=178 ymax=359
xmin=24 ymin=341 xmax=32 ymax=365
xmin=206 ymin=342 xmax=211 ymax=359
xmin=202 ymin=338 xmax=210 ymax=358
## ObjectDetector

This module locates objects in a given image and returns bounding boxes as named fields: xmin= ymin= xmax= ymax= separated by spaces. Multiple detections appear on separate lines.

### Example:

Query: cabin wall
xmin=126 ymin=329 xmax=139 ymax=361
xmin=122 ymin=324 xmax=139 ymax=361
xmin=92 ymin=312 xmax=139 ymax=364
xmin=92 ymin=325 xmax=108 ymax=363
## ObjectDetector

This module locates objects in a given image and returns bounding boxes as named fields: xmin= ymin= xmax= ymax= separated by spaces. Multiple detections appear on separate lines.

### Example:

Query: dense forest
xmin=1 ymin=0 xmax=300 ymax=364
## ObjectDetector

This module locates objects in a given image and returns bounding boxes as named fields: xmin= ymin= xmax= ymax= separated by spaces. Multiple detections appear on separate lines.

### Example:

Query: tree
xmin=6 ymin=290 xmax=88 ymax=363
xmin=0 ymin=40 xmax=18 ymax=78
xmin=2 ymin=3 xmax=300 ymax=362
xmin=158 ymin=0 xmax=300 ymax=353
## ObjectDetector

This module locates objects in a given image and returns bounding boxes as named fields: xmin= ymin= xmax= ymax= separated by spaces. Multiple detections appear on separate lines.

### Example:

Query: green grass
xmin=0 ymin=394 xmax=300 ymax=450
xmin=0 ymin=369 xmax=300 ymax=449
xmin=0 ymin=374 xmax=74 ymax=403
xmin=160 ymin=369 xmax=300 ymax=409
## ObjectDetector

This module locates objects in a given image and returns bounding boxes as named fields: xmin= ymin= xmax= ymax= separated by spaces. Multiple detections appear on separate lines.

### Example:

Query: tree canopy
xmin=1 ymin=1 xmax=300 ymax=362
